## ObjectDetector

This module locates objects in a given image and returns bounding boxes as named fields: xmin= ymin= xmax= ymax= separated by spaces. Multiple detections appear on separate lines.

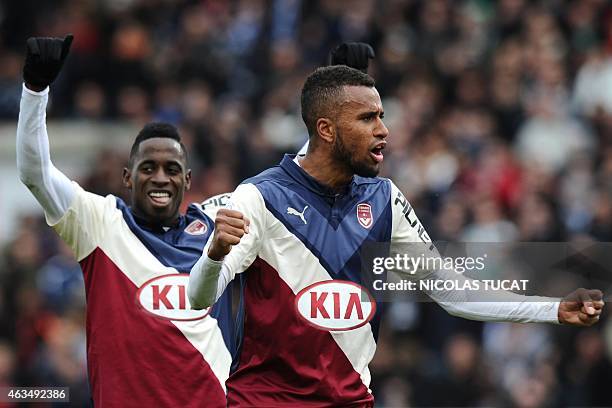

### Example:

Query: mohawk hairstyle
xmin=128 ymin=122 xmax=187 ymax=166
xmin=300 ymin=65 xmax=375 ymax=137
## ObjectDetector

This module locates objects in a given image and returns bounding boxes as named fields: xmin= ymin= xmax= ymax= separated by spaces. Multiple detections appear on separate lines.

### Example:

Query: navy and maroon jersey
xmin=52 ymin=186 xmax=233 ymax=407
xmin=219 ymin=154 xmax=433 ymax=407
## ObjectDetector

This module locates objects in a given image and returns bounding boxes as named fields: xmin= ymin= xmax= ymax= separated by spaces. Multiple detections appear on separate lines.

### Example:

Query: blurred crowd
xmin=1 ymin=0 xmax=612 ymax=406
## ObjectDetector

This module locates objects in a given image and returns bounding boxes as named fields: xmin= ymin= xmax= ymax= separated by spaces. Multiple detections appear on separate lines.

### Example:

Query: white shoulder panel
xmin=196 ymin=192 xmax=232 ymax=220
xmin=49 ymin=183 xmax=118 ymax=262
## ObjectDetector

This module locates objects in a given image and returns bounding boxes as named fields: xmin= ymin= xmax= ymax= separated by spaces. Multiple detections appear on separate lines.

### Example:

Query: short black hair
xmin=128 ymin=122 xmax=187 ymax=166
xmin=300 ymin=65 xmax=375 ymax=137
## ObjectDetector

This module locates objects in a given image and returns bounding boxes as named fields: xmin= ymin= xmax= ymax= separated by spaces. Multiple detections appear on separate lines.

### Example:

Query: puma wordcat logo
xmin=287 ymin=205 xmax=308 ymax=225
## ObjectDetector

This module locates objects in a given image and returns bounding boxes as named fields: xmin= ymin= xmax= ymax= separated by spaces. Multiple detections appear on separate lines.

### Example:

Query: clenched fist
xmin=558 ymin=288 xmax=605 ymax=326
xmin=328 ymin=42 xmax=375 ymax=74
xmin=207 ymin=208 xmax=250 ymax=261
xmin=23 ymin=34 xmax=73 ymax=91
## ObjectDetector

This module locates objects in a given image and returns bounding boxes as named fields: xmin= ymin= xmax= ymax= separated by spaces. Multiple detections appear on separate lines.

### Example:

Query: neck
xmin=132 ymin=208 xmax=180 ymax=229
xmin=299 ymin=150 xmax=353 ymax=192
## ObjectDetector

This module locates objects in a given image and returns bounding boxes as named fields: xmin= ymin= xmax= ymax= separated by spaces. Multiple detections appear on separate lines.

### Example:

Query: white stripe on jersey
xmin=173 ymin=318 xmax=231 ymax=392
xmin=53 ymin=187 xmax=232 ymax=390
xmin=258 ymin=209 xmax=376 ymax=393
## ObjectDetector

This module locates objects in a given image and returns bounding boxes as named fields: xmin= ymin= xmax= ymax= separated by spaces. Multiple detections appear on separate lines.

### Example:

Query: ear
xmin=185 ymin=169 xmax=192 ymax=191
xmin=316 ymin=118 xmax=335 ymax=144
xmin=122 ymin=167 xmax=132 ymax=189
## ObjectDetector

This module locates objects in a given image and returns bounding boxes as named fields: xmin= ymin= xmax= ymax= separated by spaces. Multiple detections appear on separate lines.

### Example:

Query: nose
xmin=151 ymin=168 xmax=170 ymax=185
xmin=376 ymin=117 xmax=389 ymax=139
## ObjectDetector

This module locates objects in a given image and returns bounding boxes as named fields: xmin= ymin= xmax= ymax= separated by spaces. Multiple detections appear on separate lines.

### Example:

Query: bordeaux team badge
xmin=357 ymin=203 xmax=373 ymax=228
xmin=185 ymin=220 xmax=208 ymax=235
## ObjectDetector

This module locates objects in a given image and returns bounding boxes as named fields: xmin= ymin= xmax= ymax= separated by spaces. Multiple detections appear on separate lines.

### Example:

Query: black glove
xmin=328 ymin=42 xmax=375 ymax=74
xmin=23 ymin=34 xmax=73 ymax=90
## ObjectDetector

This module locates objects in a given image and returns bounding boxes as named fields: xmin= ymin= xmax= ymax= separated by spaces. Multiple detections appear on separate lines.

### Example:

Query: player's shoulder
xmin=74 ymin=183 xmax=121 ymax=212
xmin=353 ymin=176 xmax=393 ymax=195
xmin=241 ymin=165 xmax=288 ymax=187
xmin=188 ymin=192 xmax=232 ymax=220
xmin=196 ymin=192 xmax=232 ymax=212
xmin=353 ymin=175 xmax=391 ymax=186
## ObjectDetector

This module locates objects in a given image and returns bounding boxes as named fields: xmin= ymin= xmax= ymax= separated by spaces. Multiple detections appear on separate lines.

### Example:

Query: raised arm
xmin=16 ymin=35 xmax=76 ymax=224
xmin=389 ymin=181 xmax=604 ymax=326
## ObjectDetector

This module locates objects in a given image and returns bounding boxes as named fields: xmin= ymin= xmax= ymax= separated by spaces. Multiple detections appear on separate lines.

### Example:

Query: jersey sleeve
xmin=424 ymin=267 xmax=561 ymax=323
xmin=390 ymin=180 xmax=434 ymax=246
xmin=389 ymin=180 xmax=438 ymax=278
xmin=188 ymin=183 xmax=267 ymax=308
xmin=218 ymin=183 xmax=267 ymax=277
xmin=388 ymin=180 xmax=560 ymax=323
xmin=51 ymin=183 xmax=116 ymax=261
xmin=196 ymin=192 xmax=232 ymax=220
xmin=16 ymin=84 xmax=76 ymax=224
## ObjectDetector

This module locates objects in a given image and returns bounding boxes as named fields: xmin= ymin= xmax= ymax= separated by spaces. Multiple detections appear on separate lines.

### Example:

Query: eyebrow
xmin=137 ymin=159 xmax=184 ymax=169
xmin=357 ymin=110 xmax=384 ymax=118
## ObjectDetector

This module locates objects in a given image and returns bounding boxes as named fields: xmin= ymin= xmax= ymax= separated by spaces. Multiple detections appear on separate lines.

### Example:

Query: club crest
xmin=185 ymin=220 xmax=208 ymax=235
xmin=357 ymin=203 xmax=373 ymax=229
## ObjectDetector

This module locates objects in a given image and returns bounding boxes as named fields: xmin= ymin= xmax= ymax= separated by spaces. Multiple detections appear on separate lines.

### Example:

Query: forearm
xmin=16 ymin=84 xmax=75 ymax=223
xmin=188 ymin=256 xmax=231 ymax=309
xmin=424 ymin=268 xmax=561 ymax=323
xmin=390 ymin=181 xmax=561 ymax=324
xmin=189 ymin=183 xmax=264 ymax=308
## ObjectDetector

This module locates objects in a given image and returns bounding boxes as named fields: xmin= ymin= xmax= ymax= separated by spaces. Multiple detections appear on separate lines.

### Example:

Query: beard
xmin=332 ymin=131 xmax=379 ymax=178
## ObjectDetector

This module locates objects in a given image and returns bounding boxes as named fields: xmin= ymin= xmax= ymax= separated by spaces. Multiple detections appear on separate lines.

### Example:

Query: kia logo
xmin=136 ymin=274 xmax=210 ymax=321
xmin=295 ymin=280 xmax=376 ymax=331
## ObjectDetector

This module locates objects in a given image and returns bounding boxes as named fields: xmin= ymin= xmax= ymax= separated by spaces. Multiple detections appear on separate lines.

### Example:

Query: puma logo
xmin=287 ymin=205 xmax=308 ymax=225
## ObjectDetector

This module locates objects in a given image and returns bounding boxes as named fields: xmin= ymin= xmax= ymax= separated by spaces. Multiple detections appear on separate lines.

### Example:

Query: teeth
xmin=149 ymin=192 xmax=170 ymax=198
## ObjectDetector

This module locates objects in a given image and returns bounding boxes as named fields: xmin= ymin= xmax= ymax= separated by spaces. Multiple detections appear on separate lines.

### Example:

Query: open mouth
xmin=370 ymin=142 xmax=386 ymax=164
xmin=148 ymin=190 xmax=172 ymax=206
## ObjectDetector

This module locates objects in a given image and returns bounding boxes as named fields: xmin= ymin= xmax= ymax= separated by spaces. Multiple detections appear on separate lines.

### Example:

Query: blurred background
xmin=0 ymin=0 xmax=612 ymax=406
